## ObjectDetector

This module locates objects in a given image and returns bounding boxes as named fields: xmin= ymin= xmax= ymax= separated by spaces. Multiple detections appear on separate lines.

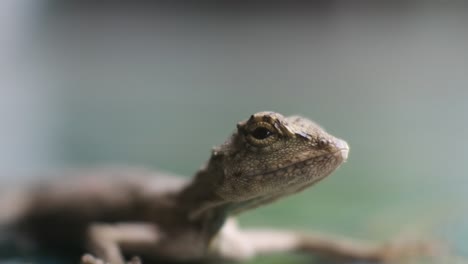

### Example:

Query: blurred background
xmin=0 ymin=1 xmax=467 ymax=263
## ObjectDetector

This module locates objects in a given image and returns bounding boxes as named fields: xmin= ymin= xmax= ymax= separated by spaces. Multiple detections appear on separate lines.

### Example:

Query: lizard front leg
xmin=82 ymin=223 xmax=161 ymax=264
xmin=212 ymin=219 xmax=437 ymax=263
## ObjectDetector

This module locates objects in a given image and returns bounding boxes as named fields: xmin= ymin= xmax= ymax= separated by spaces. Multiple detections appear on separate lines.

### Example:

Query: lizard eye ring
xmin=245 ymin=122 xmax=277 ymax=146
xmin=251 ymin=127 xmax=272 ymax=140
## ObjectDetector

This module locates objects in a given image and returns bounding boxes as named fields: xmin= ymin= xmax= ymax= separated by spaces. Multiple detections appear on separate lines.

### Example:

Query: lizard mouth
xmin=225 ymin=149 xmax=349 ymax=209
xmin=246 ymin=137 xmax=349 ymax=178
xmin=244 ymin=149 xmax=347 ymax=179
xmin=219 ymin=138 xmax=350 ymax=204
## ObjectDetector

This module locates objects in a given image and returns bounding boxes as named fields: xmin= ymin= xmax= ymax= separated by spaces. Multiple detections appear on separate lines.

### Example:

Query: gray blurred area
xmin=0 ymin=1 xmax=467 ymax=262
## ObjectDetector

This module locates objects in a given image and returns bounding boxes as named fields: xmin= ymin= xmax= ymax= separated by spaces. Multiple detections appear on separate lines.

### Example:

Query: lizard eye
xmin=244 ymin=122 xmax=278 ymax=147
xmin=251 ymin=127 xmax=272 ymax=140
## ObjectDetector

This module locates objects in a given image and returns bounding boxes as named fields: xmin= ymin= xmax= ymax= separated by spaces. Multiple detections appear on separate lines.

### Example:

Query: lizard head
xmin=211 ymin=111 xmax=349 ymax=212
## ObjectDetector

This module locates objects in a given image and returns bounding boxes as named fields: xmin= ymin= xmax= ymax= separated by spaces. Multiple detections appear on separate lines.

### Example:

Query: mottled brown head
xmin=211 ymin=111 xmax=349 ymax=209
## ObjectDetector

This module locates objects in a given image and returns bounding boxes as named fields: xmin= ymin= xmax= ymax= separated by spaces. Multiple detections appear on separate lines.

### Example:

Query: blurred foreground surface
xmin=0 ymin=1 xmax=467 ymax=263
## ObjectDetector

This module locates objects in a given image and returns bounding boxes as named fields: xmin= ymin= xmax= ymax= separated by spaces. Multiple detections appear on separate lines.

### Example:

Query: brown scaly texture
xmin=0 ymin=112 xmax=437 ymax=264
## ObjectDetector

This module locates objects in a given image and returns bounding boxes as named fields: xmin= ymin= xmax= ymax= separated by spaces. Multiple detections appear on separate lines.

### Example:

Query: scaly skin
xmin=0 ymin=112 xmax=435 ymax=264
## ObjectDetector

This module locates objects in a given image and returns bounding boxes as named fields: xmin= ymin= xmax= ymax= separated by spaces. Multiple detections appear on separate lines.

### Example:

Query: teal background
xmin=0 ymin=2 xmax=467 ymax=263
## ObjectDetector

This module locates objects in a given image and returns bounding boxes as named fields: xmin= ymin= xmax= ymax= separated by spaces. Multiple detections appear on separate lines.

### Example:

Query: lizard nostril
xmin=317 ymin=138 xmax=329 ymax=148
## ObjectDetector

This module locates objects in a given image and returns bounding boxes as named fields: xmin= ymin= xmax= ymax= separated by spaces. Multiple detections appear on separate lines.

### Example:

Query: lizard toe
xmin=81 ymin=254 xmax=106 ymax=264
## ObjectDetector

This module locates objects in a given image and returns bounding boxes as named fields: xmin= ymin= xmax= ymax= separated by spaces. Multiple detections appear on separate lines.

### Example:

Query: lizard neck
xmin=177 ymin=156 xmax=231 ymax=236
xmin=178 ymin=156 xmax=228 ymax=218
xmin=177 ymin=154 xmax=285 ymax=236
xmin=178 ymin=154 xmax=280 ymax=220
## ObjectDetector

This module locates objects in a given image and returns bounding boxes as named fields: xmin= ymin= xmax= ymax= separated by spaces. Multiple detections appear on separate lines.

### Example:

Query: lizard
xmin=0 ymin=111 xmax=435 ymax=264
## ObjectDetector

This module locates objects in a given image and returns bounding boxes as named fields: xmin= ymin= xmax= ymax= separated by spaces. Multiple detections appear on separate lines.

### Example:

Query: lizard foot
xmin=81 ymin=254 xmax=106 ymax=264
xmin=81 ymin=254 xmax=142 ymax=264
xmin=127 ymin=256 xmax=142 ymax=264
xmin=372 ymin=235 xmax=446 ymax=262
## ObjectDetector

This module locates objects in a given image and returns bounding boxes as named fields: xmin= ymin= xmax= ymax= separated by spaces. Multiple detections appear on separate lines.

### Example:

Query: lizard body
xmin=0 ymin=112 xmax=433 ymax=263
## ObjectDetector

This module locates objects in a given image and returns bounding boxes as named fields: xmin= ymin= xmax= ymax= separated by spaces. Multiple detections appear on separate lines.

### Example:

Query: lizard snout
xmin=334 ymin=138 xmax=349 ymax=161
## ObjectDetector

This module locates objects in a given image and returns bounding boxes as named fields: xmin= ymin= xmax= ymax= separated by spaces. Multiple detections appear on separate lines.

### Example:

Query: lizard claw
xmin=126 ymin=256 xmax=142 ymax=264
xmin=81 ymin=254 xmax=107 ymax=264
xmin=374 ymin=235 xmax=446 ymax=262
xmin=80 ymin=254 xmax=143 ymax=264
